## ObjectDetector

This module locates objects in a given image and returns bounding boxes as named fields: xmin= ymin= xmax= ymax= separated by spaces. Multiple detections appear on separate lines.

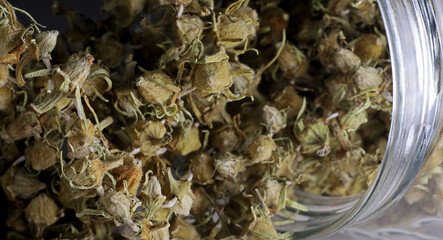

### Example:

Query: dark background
xmin=8 ymin=0 xmax=103 ymax=31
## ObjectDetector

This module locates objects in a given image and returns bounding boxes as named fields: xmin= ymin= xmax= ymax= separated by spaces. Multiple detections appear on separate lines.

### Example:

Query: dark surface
xmin=8 ymin=0 xmax=103 ymax=31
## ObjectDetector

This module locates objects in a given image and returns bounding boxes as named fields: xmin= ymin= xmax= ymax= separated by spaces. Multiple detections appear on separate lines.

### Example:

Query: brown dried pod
xmin=25 ymin=193 xmax=62 ymax=229
xmin=110 ymin=156 xmax=143 ymax=196
xmin=248 ymin=135 xmax=275 ymax=164
xmin=193 ymin=60 xmax=233 ymax=96
xmin=0 ymin=64 xmax=9 ymax=87
xmin=170 ymin=216 xmax=201 ymax=239
xmin=355 ymin=34 xmax=384 ymax=62
xmin=25 ymin=140 xmax=59 ymax=171
xmin=211 ymin=126 xmax=240 ymax=153
xmin=214 ymin=178 xmax=244 ymax=196
xmin=139 ymin=219 xmax=170 ymax=240
xmin=137 ymin=70 xmax=180 ymax=105
xmin=190 ymin=187 xmax=211 ymax=218
xmin=353 ymin=66 xmax=383 ymax=90
xmin=4 ymin=111 xmax=42 ymax=141
xmin=351 ymin=0 xmax=378 ymax=26
xmin=5 ymin=201 xmax=27 ymax=233
xmin=271 ymin=85 xmax=303 ymax=119
xmin=168 ymin=126 xmax=201 ymax=155
xmin=190 ymin=153 xmax=215 ymax=185
xmin=0 ymin=85 xmax=13 ymax=111
xmin=1 ymin=166 xmax=46 ymax=201
xmin=333 ymin=48 xmax=362 ymax=73
xmin=259 ymin=6 xmax=289 ymax=46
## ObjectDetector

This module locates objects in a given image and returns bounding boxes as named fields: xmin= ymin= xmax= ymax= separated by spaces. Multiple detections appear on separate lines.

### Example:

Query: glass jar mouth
xmin=281 ymin=0 xmax=443 ymax=239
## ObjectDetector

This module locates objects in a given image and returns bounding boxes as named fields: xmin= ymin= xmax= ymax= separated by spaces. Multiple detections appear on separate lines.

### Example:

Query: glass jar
xmin=275 ymin=0 xmax=443 ymax=239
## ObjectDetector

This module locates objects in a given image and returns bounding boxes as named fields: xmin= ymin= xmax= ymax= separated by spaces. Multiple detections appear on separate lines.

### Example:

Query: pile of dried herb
xmin=0 ymin=0 xmax=392 ymax=239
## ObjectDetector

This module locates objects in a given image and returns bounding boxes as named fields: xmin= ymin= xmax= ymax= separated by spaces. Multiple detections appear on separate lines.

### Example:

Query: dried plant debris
xmin=0 ymin=0 xmax=392 ymax=239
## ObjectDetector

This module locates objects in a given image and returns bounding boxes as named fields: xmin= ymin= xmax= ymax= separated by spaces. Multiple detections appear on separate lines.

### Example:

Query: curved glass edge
xmin=282 ymin=0 xmax=443 ymax=239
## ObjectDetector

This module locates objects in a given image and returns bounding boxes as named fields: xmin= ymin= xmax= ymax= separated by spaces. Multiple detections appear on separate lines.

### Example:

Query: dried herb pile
xmin=0 ymin=0 xmax=392 ymax=239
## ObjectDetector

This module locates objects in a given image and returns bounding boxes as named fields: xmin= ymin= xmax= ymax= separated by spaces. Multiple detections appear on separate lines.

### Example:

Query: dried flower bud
xmin=81 ymin=158 xmax=122 ymax=185
xmin=25 ymin=193 xmax=61 ymax=227
xmin=35 ymin=30 xmax=59 ymax=58
xmin=299 ymin=120 xmax=331 ymax=155
xmin=244 ymin=216 xmax=279 ymax=240
xmin=163 ymin=169 xmax=194 ymax=216
xmin=95 ymin=34 xmax=125 ymax=69
xmin=211 ymin=126 xmax=240 ymax=153
xmin=351 ymin=0 xmax=378 ymax=26
xmin=83 ymin=64 xmax=112 ymax=98
xmin=0 ymin=64 xmax=9 ymax=87
xmin=168 ymin=126 xmax=201 ymax=155
xmin=0 ymin=85 xmax=13 ymax=111
xmin=1 ymin=166 xmax=46 ymax=201
xmin=333 ymin=48 xmax=361 ymax=73
xmin=355 ymin=34 xmax=384 ymax=62
xmin=216 ymin=154 xmax=245 ymax=179
xmin=98 ymin=190 xmax=132 ymax=226
xmin=167 ymin=14 xmax=205 ymax=46
xmin=144 ymin=121 xmax=167 ymax=140
xmin=25 ymin=140 xmax=59 ymax=171
xmin=66 ymin=119 xmax=101 ymax=159
xmin=277 ymin=41 xmax=309 ymax=78
xmin=137 ymin=70 xmax=178 ymax=105
xmin=262 ymin=105 xmax=286 ymax=135
xmin=271 ymin=85 xmax=303 ymax=119
xmin=194 ymin=60 xmax=233 ymax=96
xmin=215 ymin=178 xmax=244 ymax=196
xmin=130 ymin=121 xmax=167 ymax=156
xmin=190 ymin=153 xmax=215 ymax=185
xmin=138 ymin=219 xmax=170 ymax=240
xmin=58 ymin=54 xmax=94 ymax=90
xmin=170 ymin=216 xmax=201 ymax=239
xmin=139 ymin=173 xmax=167 ymax=222
xmin=217 ymin=7 xmax=258 ymax=48
xmin=102 ymin=0 xmax=146 ymax=27
xmin=4 ymin=111 xmax=42 ymax=141
xmin=248 ymin=135 xmax=275 ymax=164
xmin=339 ymin=110 xmax=368 ymax=131
xmin=256 ymin=179 xmax=284 ymax=213
xmin=110 ymin=156 xmax=143 ymax=196
xmin=353 ymin=66 xmax=383 ymax=90
xmin=259 ymin=6 xmax=289 ymax=46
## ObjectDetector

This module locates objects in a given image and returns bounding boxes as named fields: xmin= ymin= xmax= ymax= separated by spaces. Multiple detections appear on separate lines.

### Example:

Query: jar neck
xmin=279 ymin=1 xmax=443 ymax=239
